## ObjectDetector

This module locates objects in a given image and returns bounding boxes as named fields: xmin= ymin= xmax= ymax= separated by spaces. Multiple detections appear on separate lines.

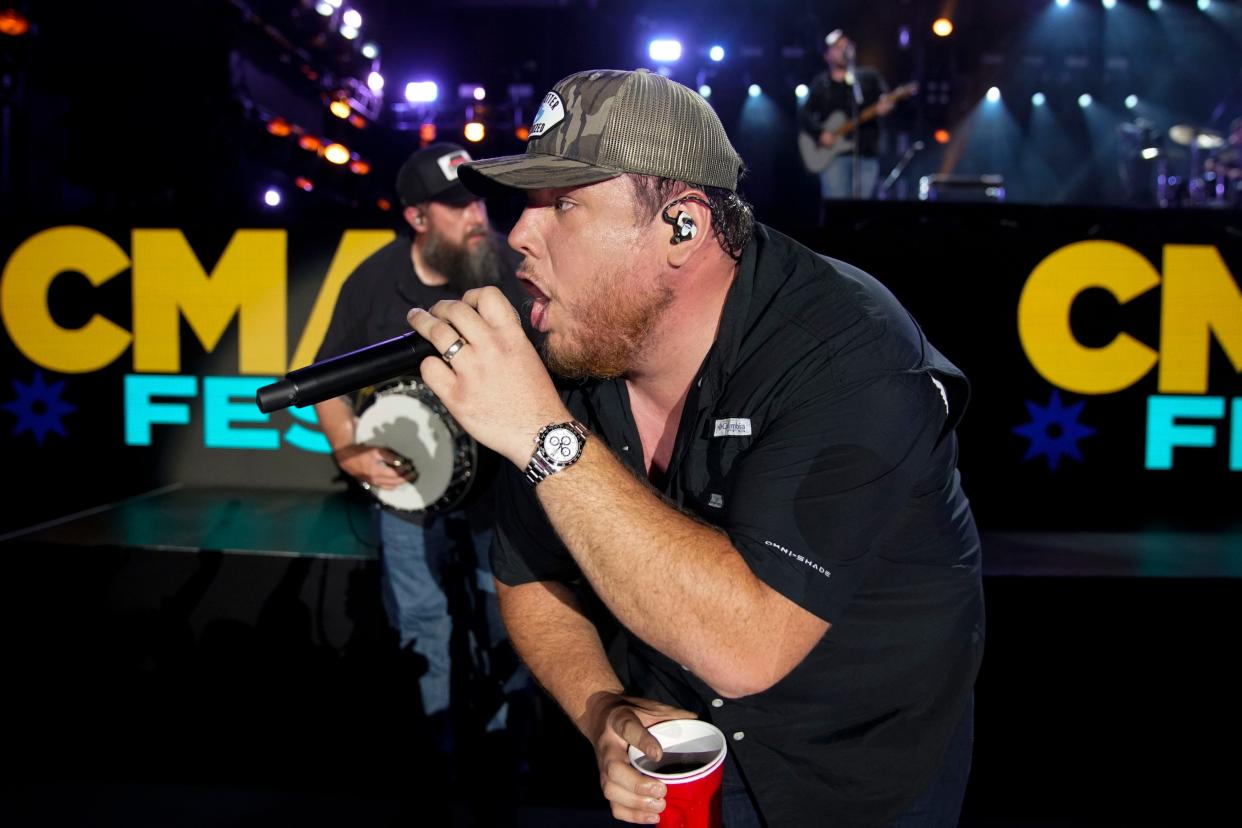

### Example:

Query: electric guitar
xmin=798 ymin=81 xmax=919 ymax=173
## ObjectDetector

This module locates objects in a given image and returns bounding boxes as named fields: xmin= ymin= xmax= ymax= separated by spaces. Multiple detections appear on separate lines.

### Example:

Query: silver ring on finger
xmin=441 ymin=338 xmax=466 ymax=362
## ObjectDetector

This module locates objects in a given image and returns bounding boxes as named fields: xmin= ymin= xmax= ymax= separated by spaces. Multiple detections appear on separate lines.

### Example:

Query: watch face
xmin=541 ymin=427 xmax=581 ymax=464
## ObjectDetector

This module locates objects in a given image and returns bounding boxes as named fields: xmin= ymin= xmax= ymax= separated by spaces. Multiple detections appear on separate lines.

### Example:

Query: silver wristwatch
xmin=525 ymin=420 xmax=588 ymax=486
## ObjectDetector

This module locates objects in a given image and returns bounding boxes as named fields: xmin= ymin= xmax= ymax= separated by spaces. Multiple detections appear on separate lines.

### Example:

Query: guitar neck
xmin=833 ymin=102 xmax=884 ymax=138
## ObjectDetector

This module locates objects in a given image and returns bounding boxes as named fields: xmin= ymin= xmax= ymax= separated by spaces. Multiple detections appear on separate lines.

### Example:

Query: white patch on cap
xmin=930 ymin=376 xmax=949 ymax=414
xmin=435 ymin=150 xmax=470 ymax=182
xmin=528 ymin=91 xmax=565 ymax=139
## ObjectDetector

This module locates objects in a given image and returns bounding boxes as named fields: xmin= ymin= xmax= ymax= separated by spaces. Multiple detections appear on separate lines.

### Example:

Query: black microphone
xmin=255 ymin=331 xmax=439 ymax=413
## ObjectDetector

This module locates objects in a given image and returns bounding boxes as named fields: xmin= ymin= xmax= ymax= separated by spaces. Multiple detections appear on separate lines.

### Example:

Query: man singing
xmin=407 ymin=69 xmax=983 ymax=827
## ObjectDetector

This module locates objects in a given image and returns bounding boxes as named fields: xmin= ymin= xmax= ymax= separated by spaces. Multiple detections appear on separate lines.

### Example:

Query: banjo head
xmin=355 ymin=379 xmax=476 ymax=513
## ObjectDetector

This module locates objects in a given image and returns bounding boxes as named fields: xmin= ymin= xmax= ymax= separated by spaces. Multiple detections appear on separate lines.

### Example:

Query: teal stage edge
xmin=4 ymin=485 xmax=376 ymax=560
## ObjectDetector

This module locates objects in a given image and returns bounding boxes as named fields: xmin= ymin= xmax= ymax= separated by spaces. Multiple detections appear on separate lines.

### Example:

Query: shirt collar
xmin=697 ymin=223 xmax=770 ymax=409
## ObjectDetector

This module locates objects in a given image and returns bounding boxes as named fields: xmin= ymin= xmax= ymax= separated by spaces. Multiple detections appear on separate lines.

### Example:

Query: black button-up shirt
xmin=492 ymin=224 xmax=984 ymax=825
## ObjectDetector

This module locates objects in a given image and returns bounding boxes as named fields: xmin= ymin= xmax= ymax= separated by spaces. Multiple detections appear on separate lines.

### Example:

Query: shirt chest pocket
xmin=680 ymin=422 xmax=757 ymax=517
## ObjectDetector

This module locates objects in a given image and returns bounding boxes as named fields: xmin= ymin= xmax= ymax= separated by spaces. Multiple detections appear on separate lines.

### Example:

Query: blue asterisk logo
xmin=2 ymin=370 xmax=77 ymax=446
xmin=1013 ymin=389 xmax=1097 ymax=471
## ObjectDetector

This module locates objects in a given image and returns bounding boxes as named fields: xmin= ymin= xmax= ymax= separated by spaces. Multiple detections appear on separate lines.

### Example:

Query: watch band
xmin=525 ymin=420 xmax=588 ymax=486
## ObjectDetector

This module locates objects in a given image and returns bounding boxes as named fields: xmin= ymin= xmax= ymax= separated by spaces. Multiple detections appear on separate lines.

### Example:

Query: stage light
xmin=298 ymin=135 xmax=322 ymax=152
xmin=1125 ymin=94 xmax=1138 ymax=109
xmin=339 ymin=25 xmax=359 ymax=40
xmin=315 ymin=2 xmax=334 ymax=16
xmin=1148 ymin=0 xmax=1161 ymax=10
xmin=295 ymin=177 xmax=314 ymax=192
xmin=342 ymin=9 xmax=361 ymax=28
xmin=1032 ymin=92 xmax=1046 ymax=106
xmin=699 ymin=85 xmax=712 ymax=99
xmin=362 ymin=42 xmax=379 ymax=60
xmin=1102 ymin=0 xmax=1117 ymax=8
xmin=932 ymin=18 xmax=953 ymax=37
xmin=406 ymin=81 xmax=438 ymax=104
xmin=266 ymin=118 xmax=292 ymax=137
xmin=515 ymin=126 xmax=530 ymax=140
xmin=648 ymin=39 xmax=682 ymax=62
xmin=986 ymin=86 xmax=1001 ymax=103
xmin=1055 ymin=0 xmax=1070 ymax=7
xmin=419 ymin=123 xmax=437 ymax=143
xmin=264 ymin=188 xmax=282 ymax=207
xmin=324 ymin=143 xmax=350 ymax=164
xmin=794 ymin=84 xmax=809 ymax=100
xmin=0 ymin=9 xmax=30 ymax=37
xmin=1078 ymin=93 xmax=1093 ymax=108
xmin=473 ymin=86 xmax=486 ymax=101
xmin=748 ymin=84 xmax=762 ymax=98
xmin=329 ymin=99 xmax=351 ymax=119
xmin=368 ymin=71 xmax=384 ymax=93
xmin=709 ymin=45 xmax=725 ymax=62
xmin=349 ymin=114 xmax=367 ymax=129
xmin=934 ymin=129 xmax=951 ymax=144
xmin=1141 ymin=147 xmax=1160 ymax=160
xmin=464 ymin=122 xmax=485 ymax=142
xmin=1197 ymin=0 xmax=1210 ymax=10
xmin=377 ymin=198 xmax=392 ymax=211
xmin=349 ymin=159 xmax=371 ymax=175
xmin=899 ymin=26 xmax=911 ymax=49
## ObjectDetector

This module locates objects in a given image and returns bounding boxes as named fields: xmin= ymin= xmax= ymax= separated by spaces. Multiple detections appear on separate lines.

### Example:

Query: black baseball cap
xmin=396 ymin=143 xmax=478 ymax=207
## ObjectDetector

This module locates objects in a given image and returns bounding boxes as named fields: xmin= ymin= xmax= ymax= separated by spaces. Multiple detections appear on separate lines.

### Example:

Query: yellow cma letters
xmin=1018 ymin=241 xmax=1159 ymax=395
xmin=289 ymin=229 xmax=394 ymax=370
xmin=0 ymin=226 xmax=134 ymax=373
xmin=132 ymin=229 xmax=286 ymax=374
xmin=1159 ymin=245 xmax=1242 ymax=394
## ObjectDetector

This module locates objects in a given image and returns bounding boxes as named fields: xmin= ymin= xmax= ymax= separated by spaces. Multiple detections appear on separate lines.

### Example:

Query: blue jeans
xmin=820 ymin=154 xmax=880 ymax=200
xmin=378 ymin=509 xmax=522 ymax=729
xmin=721 ymin=696 xmax=975 ymax=827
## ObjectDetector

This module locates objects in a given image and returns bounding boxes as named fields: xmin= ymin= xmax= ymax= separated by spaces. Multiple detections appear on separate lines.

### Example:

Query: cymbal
xmin=1169 ymin=124 xmax=1225 ymax=150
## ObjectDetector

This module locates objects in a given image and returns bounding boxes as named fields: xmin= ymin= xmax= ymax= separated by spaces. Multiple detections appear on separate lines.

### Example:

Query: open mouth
xmin=517 ymin=273 xmax=551 ymax=332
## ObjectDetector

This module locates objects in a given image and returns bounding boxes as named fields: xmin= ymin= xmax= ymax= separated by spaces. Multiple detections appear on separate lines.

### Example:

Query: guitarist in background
xmin=799 ymin=29 xmax=894 ymax=201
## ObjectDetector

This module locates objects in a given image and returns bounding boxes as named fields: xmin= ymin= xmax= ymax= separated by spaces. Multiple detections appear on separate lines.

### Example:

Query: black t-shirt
xmin=490 ymin=224 xmax=984 ymax=825
xmin=799 ymin=68 xmax=888 ymax=158
xmin=316 ymin=234 xmax=527 ymax=527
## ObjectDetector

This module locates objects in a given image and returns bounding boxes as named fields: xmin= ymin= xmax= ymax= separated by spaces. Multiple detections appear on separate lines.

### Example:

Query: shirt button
xmin=711 ymin=699 xmax=724 ymax=708
xmin=732 ymin=731 xmax=745 ymax=741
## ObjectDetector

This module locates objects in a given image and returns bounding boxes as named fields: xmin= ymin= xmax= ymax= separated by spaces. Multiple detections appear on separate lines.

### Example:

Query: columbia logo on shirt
xmin=713 ymin=418 xmax=752 ymax=437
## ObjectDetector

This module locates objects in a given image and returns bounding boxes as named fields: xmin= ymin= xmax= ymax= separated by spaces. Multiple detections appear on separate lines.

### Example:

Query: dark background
xmin=3 ymin=2 xmax=1242 ymax=825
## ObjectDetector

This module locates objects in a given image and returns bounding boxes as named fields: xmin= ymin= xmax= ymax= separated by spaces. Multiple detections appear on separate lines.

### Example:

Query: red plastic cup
xmin=628 ymin=719 xmax=728 ymax=828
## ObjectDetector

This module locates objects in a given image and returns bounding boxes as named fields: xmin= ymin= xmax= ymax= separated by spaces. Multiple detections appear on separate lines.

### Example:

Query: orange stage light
xmin=349 ymin=160 xmax=371 ymax=175
xmin=266 ymin=118 xmax=292 ymax=137
xmin=515 ymin=126 xmax=530 ymax=141
xmin=295 ymin=177 xmax=314 ymax=192
xmin=0 ymin=8 xmax=31 ymax=36
xmin=298 ymin=135 xmax=322 ymax=152
xmin=932 ymin=18 xmax=954 ymax=38
xmin=934 ymin=129 xmax=951 ymax=144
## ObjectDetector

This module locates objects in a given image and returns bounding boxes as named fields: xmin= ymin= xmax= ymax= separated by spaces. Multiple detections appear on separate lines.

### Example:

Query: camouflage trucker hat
xmin=458 ymin=68 xmax=743 ymax=195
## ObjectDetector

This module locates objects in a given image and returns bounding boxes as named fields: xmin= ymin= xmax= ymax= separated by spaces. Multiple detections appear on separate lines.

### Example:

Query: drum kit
xmin=1122 ymin=117 xmax=1241 ymax=208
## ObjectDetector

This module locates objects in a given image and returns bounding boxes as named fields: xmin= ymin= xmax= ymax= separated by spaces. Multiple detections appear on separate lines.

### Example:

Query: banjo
xmin=353 ymin=377 xmax=477 ymax=514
